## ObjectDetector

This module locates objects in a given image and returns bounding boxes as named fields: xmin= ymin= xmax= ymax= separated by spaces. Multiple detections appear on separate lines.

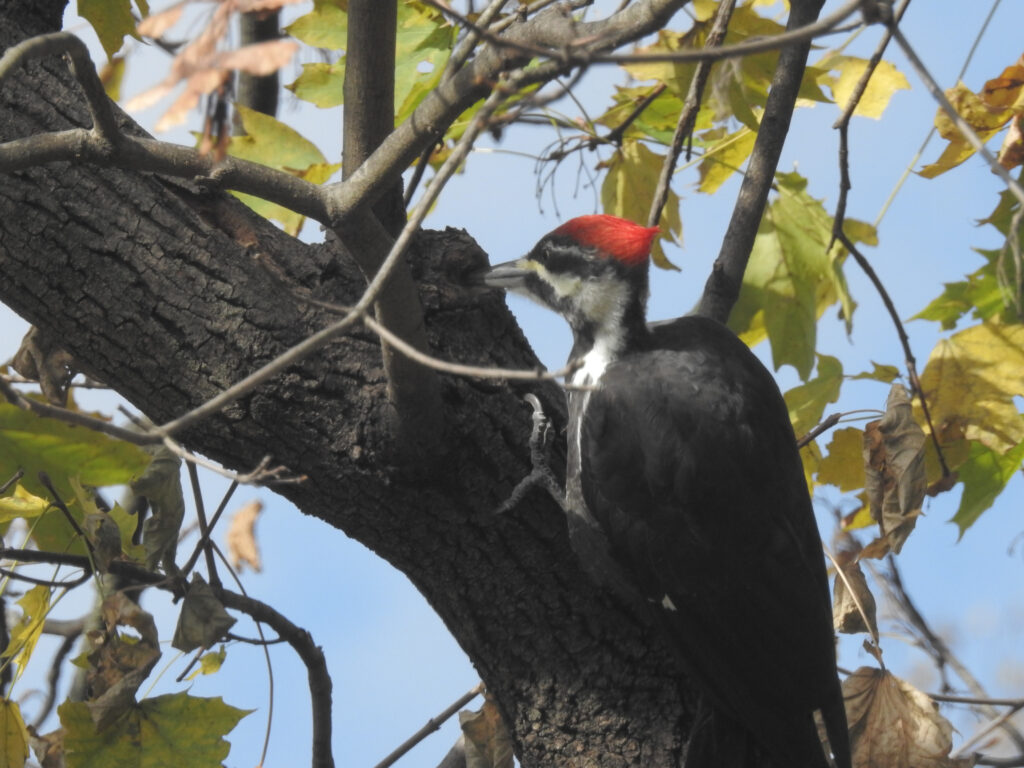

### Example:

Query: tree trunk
xmin=0 ymin=4 xmax=694 ymax=765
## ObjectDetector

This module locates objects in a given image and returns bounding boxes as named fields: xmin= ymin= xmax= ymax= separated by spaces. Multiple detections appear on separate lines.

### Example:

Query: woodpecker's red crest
xmin=551 ymin=215 xmax=659 ymax=267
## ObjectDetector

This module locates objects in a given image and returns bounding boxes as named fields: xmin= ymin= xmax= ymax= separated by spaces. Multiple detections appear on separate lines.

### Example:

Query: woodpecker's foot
xmin=495 ymin=394 xmax=567 ymax=514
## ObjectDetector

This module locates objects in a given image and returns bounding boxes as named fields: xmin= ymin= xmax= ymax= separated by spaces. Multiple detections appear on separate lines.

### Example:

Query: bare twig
xmin=32 ymin=629 xmax=80 ymax=728
xmin=885 ymin=558 xmax=1024 ymax=753
xmin=0 ymin=469 xmax=24 ymax=494
xmin=888 ymin=24 xmax=1024 ymax=207
xmin=442 ymin=0 xmax=510 ymax=81
xmin=186 ymin=462 xmax=220 ymax=589
xmin=832 ymin=232 xmax=950 ymax=477
xmin=182 ymin=480 xmax=240 ymax=578
xmin=647 ymin=0 xmax=735 ymax=229
xmin=37 ymin=472 xmax=93 ymax=555
xmin=796 ymin=412 xmax=842 ymax=448
xmin=373 ymin=682 xmax=486 ymax=768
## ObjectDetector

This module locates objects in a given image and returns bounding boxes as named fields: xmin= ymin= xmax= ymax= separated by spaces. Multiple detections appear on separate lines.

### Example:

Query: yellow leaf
xmin=698 ymin=126 xmax=756 ymax=193
xmin=918 ymin=320 xmax=1024 ymax=454
xmin=0 ymin=699 xmax=29 ymax=768
xmin=821 ymin=56 xmax=909 ymax=119
xmin=600 ymin=140 xmax=682 ymax=269
xmin=817 ymin=427 xmax=865 ymax=492
xmin=0 ymin=484 xmax=50 ymax=523
xmin=2 ymin=585 xmax=51 ymax=685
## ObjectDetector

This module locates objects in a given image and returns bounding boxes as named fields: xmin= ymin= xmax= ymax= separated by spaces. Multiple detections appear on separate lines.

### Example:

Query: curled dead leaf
xmin=226 ymin=500 xmax=263 ymax=573
xmin=11 ymin=326 xmax=76 ymax=406
xmin=833 ymin=557 xmax=878 ymax=637
xmin=843 ymin=667 xmax=975 ymax=768
xmin=862 ymin=384 xmax=926 ymax=556
xmin=460 ymin=696 xmax=514 ymax=768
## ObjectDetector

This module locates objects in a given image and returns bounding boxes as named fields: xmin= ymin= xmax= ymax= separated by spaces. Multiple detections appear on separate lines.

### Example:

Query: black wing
xmin=579 ymin=316 xmax=847 ymax=768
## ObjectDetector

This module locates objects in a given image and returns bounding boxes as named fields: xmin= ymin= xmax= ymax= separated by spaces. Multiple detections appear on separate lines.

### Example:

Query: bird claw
xmin=494 ymin=394 xmax=566 ymax=515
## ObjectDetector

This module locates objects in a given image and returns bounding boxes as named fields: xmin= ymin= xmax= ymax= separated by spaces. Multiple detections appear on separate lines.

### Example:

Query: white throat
xmin=570 ymin=326 xmax=624 ymax=388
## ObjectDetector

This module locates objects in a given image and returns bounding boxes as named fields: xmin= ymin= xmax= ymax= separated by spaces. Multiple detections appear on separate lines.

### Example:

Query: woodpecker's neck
xmin=567 ymin=278 xmax=649 ymax=387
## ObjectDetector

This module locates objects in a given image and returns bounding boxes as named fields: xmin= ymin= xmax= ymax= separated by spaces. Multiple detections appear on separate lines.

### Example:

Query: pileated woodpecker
xmin=482 ymin=215 xmax=851 ymax=768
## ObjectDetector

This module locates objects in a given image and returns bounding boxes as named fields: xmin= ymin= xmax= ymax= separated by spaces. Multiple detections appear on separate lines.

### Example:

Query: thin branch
xmin=159 ymin=73 xmax=521 ymax=440
xmin=833 ymin=232 xmax=951 ymax=477
xmin=0 ymin=565 xmax=90 ymax=588
xmin=186 ymin=462 xmax=220 ymax=589
xmin=888 ymin=24 xmax=1024 ymax=207
xmin=373 ymin=682 xmax=486 ymax=768
xmin=0 ymin=32 xmax=118 ymax=142
xmin=32 ymin=630 xmax=80 ymax=728
xmin=581 ymin=0 xmax=863 ymax=64
xmin=647 ymin=0 xmax=735 ymax=229
xmin=829 ymin=0 xmax=912 ymax=245
xmin=442 ymin=0 xmax=510 ymax=81
xmin=182 ymin=480 xmax=240 ymax=578
xmin=796 ymin=412 xmax=842 ymax=448
xmin=697 ymin=0 xmax=828 ymax=322
xmin=885 ymin=558 xmax=1024 ymax=753
xmin=1 ymin=469 xmax=24 ymax=494
xmin=37 ymin=472 xmax=93 ymax=555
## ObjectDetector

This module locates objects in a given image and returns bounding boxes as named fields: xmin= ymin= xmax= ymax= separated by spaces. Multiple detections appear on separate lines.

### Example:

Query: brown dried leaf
xmin=84 ymin=593 xmax=161 ymax=730
xmin=171 ymin=574 xmax=237 ymax=653
xmin=216 ymin=39 xmax=299 ymax=76
xmin=998 ymin=114 xmax=1024 ymax=171
xmin=833 ymin=558 xmax=878 ymax=636
xmin=136 ymin=2 xmax=188 ymax=38
xmin=862 ymin=384 xmax=926 ymax=556
xmin=226 ymin=500 xmax=263 ymax=573
xmin=11 ymin=327 xmax=76 ymax=406
xmin=844 ymin=667 xmax=975 ymax=768
xmin=460 ymin=697 xmax=514 ymax=768
xmin=29 ymin=727 xmax=64 ymax=768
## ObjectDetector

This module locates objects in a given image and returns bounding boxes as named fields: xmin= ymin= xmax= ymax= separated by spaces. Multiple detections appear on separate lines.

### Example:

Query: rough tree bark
xmin=0 ymin=0 xmax=823 ymax=765
xmin=0 ymin=2 xmax=689 ymax=765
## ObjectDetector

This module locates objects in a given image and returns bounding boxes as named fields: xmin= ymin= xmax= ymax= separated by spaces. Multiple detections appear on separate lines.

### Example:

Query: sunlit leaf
xmin=288 ymin=61 xmax=345 ymax=108
xmin=0 ymin=699 xmax=29 ymax=768
xmin=851 ymin=362 xmax=901 ymax=383
xmin=920 ymin=80 xmax=1018 ymax=177
xmin=917 ymin=320 xmax=1024 ymax=454
xmin=98 ymin=55 xmax=126 ymax=102
xmin=79 ymin=0 xmax=136 ymax=58
xmin=729 ymin=172 xmax=858 ymax=379
xmin=187 ymin=645 xmax=228 ymax=681
xmin=784 ymin=354 xmax=843 ymax=437
xmin=818 ymin=55 xmax=909 ymax=119
xmin=286 ymin=0 xmax=348 ymax=50
xmin=227 ymin=107 xmax=340 ymax=234
xmin=0 ymin=403 xmax=150 ymax=497
xmin=600 ymin=139 xmax=682 ymax=269
xmin=60 ymin=693 xmax=250 ymax=767
xmin=952 ymin=438 xmax=1024 ymax=535
xmin=698 ymin=126 xmax=756 ymax=193
xmin=2 ymin=585 xmax=52 ymax=685
xmin=0 ymin=483 xmax=49 ymax=523
xmin=817 ymin=427 xmax=865 ymax=491
xmin=394 ymin=1 xmax=456 ymax=119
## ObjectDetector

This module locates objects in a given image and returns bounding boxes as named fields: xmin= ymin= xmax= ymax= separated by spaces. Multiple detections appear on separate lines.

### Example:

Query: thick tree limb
xmin=697 ymin=0 xmax=828 ymax=323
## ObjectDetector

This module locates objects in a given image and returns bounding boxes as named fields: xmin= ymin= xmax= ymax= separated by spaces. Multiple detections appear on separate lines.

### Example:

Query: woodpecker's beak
xmin=478 ymin=259 xmax=533 ymax=291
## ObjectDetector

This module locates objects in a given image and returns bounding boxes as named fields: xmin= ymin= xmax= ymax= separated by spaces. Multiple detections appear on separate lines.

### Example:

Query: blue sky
xmin=1 ymin=1 xmax=1022 ymax=766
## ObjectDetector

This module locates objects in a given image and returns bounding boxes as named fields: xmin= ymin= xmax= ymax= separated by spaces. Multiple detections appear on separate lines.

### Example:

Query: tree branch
xmin=697 ymin=0 xmax=827 ymax=323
